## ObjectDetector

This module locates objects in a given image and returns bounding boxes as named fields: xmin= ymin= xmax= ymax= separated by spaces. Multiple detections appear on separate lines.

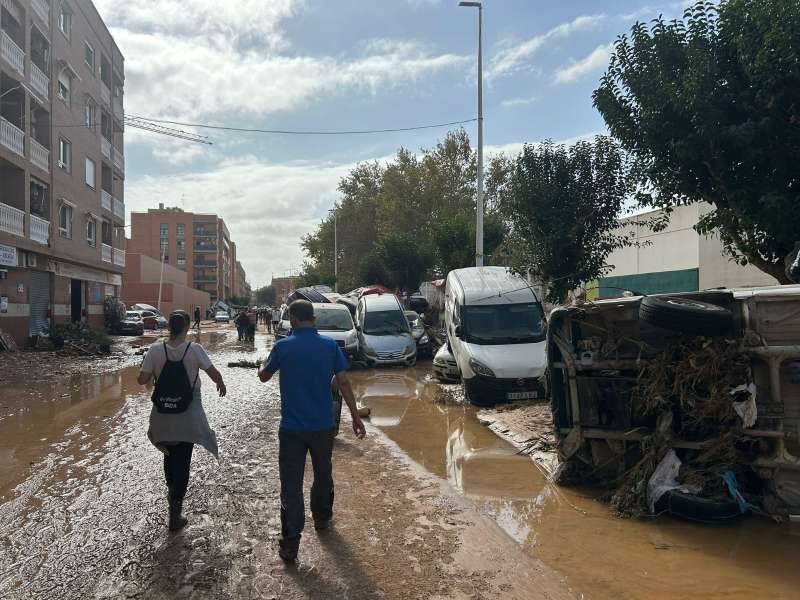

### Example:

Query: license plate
xmin=507 ymin=391 xmax=538 ymax=400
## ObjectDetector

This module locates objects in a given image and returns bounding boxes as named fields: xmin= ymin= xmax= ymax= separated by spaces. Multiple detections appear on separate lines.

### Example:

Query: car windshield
xmin=462 ymin=303 xmax=545 ymax=345
xmin=363 ymin=309 xmax=409 ymax=335
xmin=315 ymin=309 xmax=353 ymax=331
xmin=126 ymin=312 xmax=141 ymax=320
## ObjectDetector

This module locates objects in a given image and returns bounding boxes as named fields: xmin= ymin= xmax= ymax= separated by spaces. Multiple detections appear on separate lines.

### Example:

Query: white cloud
xmin=553 ymin=44 xmax=612 ymax=85
xmin=488 ymin=14 xmax=607 ymax=80
xmin=500 ymin=96 xmax=537 ymax=109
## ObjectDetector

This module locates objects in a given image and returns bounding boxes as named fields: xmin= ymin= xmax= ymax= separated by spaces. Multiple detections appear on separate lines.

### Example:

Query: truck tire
xmin=639 ymin=296 xmax=733 ymax=337
xmin=655 ymin=490 xmax=744 ymax=523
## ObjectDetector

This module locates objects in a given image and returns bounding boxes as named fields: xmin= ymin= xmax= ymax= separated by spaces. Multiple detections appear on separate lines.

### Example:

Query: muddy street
xmin=1 ymin=326 xmax=799 ymax=599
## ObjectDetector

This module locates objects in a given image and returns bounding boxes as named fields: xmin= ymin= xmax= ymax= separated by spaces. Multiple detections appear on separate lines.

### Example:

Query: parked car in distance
xmin=356 ymin=293 xmax=417 ymax=367
xmin=274 ymin=306 xmax=293 ymax=339
xmin=405 ymin=310 xmax=432 ymax=358
xmin=408 ymin=292 xmax=429 ymax=314
xmin=117 ymin=311 xmax=145 ymax=336
xmin=314 ymin=302 xmax=360 ymax=357
xmin=129 ymin=310 xmax=162 ymax=330
xmin=433 ymin=344 xmax=460 ymax=382
xmin=214 ymin=311 xmax=230 ymax=323
xmin=131 ymin=304 xmax=168 ymax=328
xmin=445 ymin=267 xmax=547 ymax=407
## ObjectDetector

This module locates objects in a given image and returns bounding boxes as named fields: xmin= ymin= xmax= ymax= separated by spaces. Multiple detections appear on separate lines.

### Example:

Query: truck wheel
xmin=639 ymin=296 xmax=733 ymax=337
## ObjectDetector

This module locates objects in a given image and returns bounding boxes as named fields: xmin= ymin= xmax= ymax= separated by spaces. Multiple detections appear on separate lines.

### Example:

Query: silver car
xmin=356 ymin=294 xmax=417 ymax=367
xmin=313 ymin=302 xmax=359 ymax=357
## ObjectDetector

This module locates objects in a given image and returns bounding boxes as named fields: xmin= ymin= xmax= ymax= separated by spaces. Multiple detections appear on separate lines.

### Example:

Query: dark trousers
xmin=163 ymin=442 xmax=194 ymax=502
xmin=278 ymin=427 xmax=335 ymax=549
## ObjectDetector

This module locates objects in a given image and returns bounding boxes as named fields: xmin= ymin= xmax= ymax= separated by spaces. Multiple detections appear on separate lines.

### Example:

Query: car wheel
xmin=639 ymin=295 xmax=734 ymax=337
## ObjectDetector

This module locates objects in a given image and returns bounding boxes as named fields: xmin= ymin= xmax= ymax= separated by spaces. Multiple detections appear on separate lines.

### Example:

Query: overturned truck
xmin=548 ymin=287 xmax=800 ymax=521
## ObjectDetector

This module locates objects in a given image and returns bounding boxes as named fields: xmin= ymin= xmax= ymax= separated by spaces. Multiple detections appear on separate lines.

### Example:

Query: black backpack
xmin=151 ymin=342 xmax=198 ymax=414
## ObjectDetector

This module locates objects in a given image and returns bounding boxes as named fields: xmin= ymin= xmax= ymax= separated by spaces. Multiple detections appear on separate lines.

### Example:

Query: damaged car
xmin=548 ymin=286 xmax=800 ymax=522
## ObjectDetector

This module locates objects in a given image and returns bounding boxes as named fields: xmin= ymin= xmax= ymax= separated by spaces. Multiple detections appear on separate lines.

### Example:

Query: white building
xmin=594 ymin=203 xmax=777 ymax=299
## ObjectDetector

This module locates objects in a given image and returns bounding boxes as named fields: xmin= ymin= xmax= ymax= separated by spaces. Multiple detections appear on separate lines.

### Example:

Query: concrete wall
xmin=121 ymin=253 xmax=211 ymax=316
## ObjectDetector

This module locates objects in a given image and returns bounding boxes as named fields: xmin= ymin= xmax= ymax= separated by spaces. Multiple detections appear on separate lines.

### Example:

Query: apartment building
xmin=128 ymin=205 xmax=249 ymax=304
xmin=0 ymin=0 xmax=125 ymax=344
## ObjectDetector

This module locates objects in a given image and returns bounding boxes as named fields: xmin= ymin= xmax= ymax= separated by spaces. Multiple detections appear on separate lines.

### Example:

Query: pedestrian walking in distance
xmin=138 ymin=311 xmax=227 ymax=532
xmin=258 ymin=299 xmax=366 ymax=562
xmin=193 ymin=306 xmax=201 ymax=332
xmin=271 ymin=306 xmax=281 ymax=336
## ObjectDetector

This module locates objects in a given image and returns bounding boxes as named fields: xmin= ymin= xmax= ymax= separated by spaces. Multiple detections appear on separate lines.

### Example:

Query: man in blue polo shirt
xmin=258 ymin=299 xmax=366 ymax=562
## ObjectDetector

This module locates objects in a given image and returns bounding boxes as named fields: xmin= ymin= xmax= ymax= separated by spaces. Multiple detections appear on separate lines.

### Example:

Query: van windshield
xmin=463 ymin=303 xmax=544 ymax=345
xmin=363 ymin=309 xmax=409 ymax=335
xmin=315 ymin=309 xmax=354 ymax=331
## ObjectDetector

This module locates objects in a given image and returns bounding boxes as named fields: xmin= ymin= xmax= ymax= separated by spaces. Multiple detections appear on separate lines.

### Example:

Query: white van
xmin=445 ymin=267 xmax=546 ymax=406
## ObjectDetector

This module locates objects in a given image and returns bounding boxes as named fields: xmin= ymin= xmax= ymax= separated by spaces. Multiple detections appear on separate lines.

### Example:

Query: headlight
xmin=419 ymin=334 xmax=430 ymax=344
xmin=469 ymin=358 xmax=496 ymax=378
xmin=405 ymin=342 xmax=416 ymax=354
xmin=345 ymin=332 xmax=358 ymax=347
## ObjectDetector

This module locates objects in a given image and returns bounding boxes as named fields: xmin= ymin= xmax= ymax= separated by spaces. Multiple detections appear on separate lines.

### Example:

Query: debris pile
xmin=227 ymin=359 xmax=261 ymax=369
xmin=47 ymin=323 xmax=113 ymax=356
xmin=609 ymin=337 xmax=759 ymax=518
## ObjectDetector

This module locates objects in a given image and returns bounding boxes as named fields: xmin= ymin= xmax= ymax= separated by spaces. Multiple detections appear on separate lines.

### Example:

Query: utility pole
xmin=459 ymin=1 xmax=484 ymax=267
xmin=329 ymin=206 xmax=339 ymax=293
xmin=157 ymin=243 xmax=165 ymax=312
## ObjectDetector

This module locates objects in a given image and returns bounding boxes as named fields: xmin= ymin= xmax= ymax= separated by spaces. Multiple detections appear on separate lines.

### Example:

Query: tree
xmin=358 ymin=252 xmax=391 ymax=287
xmin=377 ymin=233 xmax=434 ymax=293
xmin=255 ymin=285 xmax=277 ymax=306
xmin=593 ymin=0 xmax=800 ymax=283
xmin=432 ymin=212 xmax=507 ymax=276
xmin=499 ymin=137 xmax=635 ymax=304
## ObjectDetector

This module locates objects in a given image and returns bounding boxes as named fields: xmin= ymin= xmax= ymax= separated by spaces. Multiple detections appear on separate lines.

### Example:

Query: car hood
xmin=319 ymin=329 xmax=354 ymax=341
xmin=362 ymin=332 xmax=413 ymax=352
xmin=464 ymin=340 xmax=547 ymax=378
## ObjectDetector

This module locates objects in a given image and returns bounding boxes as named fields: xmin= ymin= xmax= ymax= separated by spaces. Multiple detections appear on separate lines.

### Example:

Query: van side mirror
xmin=454 ymin=325 xmax=462 ymax=338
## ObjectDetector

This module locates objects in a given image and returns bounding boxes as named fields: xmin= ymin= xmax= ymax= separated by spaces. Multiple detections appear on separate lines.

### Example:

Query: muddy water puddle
xmin=351 ymin=366 xmax=800 ymax=600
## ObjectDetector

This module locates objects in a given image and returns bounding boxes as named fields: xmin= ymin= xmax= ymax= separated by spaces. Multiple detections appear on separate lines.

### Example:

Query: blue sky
xmin=96 ymin=0 xmax=691 ymax=288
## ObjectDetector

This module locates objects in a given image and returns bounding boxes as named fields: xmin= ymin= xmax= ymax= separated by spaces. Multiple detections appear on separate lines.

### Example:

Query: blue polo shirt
xmin=263 ymin=327 xmax=350 ymax=432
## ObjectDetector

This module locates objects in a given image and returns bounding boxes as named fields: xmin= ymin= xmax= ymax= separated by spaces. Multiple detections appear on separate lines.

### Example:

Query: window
xmin=177 ymin=254 xmax=186 ymax=267
xmin=59 ymin=203 xmax=73 ymax=238
xmin=84 ymin=42 xmax=95 ymax=72
xmin=176 ymin=224 xmax=185 ymax=237
xmin=57 ymin=70 xmax=71 ymax=105
xmin=176 ymin=239 xmax=186 ymax=251
xmin=84 ymin=157 xmax=96 ymax=188
xmin=59 ymin=138 xmax=71 ymax=171
xmin=84 ymin=98 xmax=96 ymax=128
xmin=86 ymin=218 xmax=96 ymax=247
xmin=58 ymin=4 xmax=72 ymax=38
xmin=160 ymin=223 xmax=169 ymax=237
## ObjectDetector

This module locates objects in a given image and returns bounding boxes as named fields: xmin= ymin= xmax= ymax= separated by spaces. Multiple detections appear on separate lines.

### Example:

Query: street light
xmin=328 ymin=206 xmax=338 ymax=293
xmin=459 ymin=0 xmax=484 ymax=267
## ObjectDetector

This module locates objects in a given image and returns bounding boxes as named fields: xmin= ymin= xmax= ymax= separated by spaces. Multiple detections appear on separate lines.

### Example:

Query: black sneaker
xmin=278 ymin=546 xmax=297 ymax=562
xmin=314 ymin=518 xmax=332 ymax=531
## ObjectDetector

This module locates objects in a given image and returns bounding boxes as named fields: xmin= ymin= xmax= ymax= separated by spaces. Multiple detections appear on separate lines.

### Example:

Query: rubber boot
xmin=169 ymin=499 xmax=188 ymax=532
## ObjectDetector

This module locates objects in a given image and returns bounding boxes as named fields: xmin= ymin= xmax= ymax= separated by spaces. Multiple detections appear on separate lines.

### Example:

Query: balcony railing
xmin=32 ymin=0 xmax=50 ymax=27
xmin=30 ymin=62 xmax=49 ymax=100
xmin=29 ymin=214 xmax=49 ymax=245
xmin=101 ymin=189 xmax=112 ymax=212
xmin=100 ymin=83 xmax=111 ymax=106
xmin=113 ymin=96 xmax=123 ymax=119
xmin=112 ymin=148 xmax=124 ymax=174
xmin=112 ymin=197 xmax=124 ymax=220
xmin=0 ymin=116 xmax=24 ymax=156
xmin=113 ymin=248 xmax=125 ymax=266
xmin=30 ymin=138 xmax=49 ymax=172
xmin=194 ymin=245 xmax=217 ymax=252
xmin=1 ymin=31 xmax=24 ymax=77
xmin=0 ymin=202 xmax=24 ymax=237
xmin=101 ymin=243 xmax=112 ymax=263
xmin=101 ymin=137 xmax=111 ymax=160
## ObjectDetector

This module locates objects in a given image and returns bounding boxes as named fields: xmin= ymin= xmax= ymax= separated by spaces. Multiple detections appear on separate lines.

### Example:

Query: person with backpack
xmin=138 ymin=311 xmax=227 ymax=532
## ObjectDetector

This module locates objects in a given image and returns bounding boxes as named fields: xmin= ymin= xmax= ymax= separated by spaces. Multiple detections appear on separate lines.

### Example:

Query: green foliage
xmin=358 ymin=252 xmax=391 ymax=287
xmin=498 ymin=137 xmax=635 ymax=304
xmin=432 ymin=212 xmax=507 ymax=275
xmin=376 ymin=232 xmax=434 ymax=293
xmin=593 ymin=0 xmax=800 ymax=282
xmin=48 ymin=322 xmax=112 ymax=349
xmin=255 ymin=285 xmax=277 ymax=306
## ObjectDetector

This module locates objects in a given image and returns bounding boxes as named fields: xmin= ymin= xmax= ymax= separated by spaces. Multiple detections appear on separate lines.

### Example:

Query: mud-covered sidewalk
xmin=0 ymin=328 xmax=572 ymax=600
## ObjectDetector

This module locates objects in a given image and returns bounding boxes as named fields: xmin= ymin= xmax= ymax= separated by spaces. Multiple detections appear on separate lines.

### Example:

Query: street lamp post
xmin=459 ymin=0 xmax=484 ymax=267
xmin=329 ymin=207 xmax=338 ymax=293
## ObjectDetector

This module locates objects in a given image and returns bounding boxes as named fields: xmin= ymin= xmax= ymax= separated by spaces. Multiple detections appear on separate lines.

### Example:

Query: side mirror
xmin=454 ymin=325 xmax=462 ymax=338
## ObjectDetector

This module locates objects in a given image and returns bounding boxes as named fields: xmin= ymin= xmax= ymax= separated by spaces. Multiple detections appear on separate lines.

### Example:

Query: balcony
xmin=112 ymin=148 xmax=124 ymax=175
xmin=32 ymin=0 xmax=49 ymax=27
xmin=1 ymin=31 xmax=24 ymax=77
xmin=100 ymin=83 xmax=111 ymax=106
xmin=0 ymin=116 xmax=24 ymax=156
xmin=29 ymin=214 xmax=49 ymax=245
xmin=30 ymin=138 xmax=49 ymax=172
xmin=113 ymin=248 xmax=125 ymax=267
xmin=101 ymin=189 xmax=112 ymax=212
xmin=101 ymin=137 xmax=111 ymax=160
xmin=112 ymin=196 xmax=124 ymax=220
xmin=194 ymin=244 xmax=217 ymax=253
xmin=101 ymin=243 xmax=112 ymax=263
xmin=0 ymin=201 xmax=24 ymax=237
xmin=30 ymin=62 xmax=49 ymax=100
xmin=113 ymin=96 xmax=123 ymax=119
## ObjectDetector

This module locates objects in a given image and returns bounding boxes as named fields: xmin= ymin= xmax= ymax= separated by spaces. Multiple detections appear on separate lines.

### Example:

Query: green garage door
xmin=597 ymin=268 xmax=699 ymax=299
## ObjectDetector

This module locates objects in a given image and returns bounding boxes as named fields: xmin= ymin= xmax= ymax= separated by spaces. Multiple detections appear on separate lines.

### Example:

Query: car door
xmin=141 ymin=311 xmax=156 ymax=329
